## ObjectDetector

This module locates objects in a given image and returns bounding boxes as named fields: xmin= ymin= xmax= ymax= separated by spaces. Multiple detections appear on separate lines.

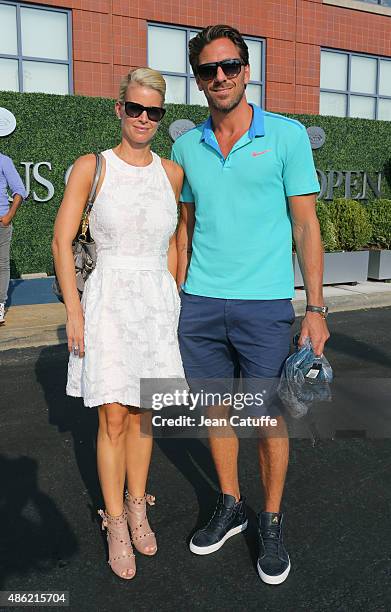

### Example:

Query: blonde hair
xmin=118 ymin=67 xmax=166 ymax=104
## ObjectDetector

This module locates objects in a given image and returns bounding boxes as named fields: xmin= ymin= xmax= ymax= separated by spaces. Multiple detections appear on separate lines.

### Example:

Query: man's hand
xmin=298 ymin=311 xmax=330 ymax=356
xmin=0 ymin=214 xmax=12 ymax=227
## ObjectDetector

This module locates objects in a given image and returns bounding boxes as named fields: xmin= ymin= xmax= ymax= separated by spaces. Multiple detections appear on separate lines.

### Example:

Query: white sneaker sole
xmin=189 ymin=519 xmax=248 ymax=555
xmin=257 ymin=556 xmax=291 ymax=585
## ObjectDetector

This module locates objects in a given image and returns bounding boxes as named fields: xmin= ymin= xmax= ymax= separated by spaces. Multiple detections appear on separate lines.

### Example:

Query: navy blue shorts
xmin=178 ymin=293 xmax=295 ymax=417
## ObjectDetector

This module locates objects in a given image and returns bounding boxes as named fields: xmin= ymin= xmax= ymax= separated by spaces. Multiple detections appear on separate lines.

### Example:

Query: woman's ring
xmin=73 ymin=345 xmax=79 ymax=355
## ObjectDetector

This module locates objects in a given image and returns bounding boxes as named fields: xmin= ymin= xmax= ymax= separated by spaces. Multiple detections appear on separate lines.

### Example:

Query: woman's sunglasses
xmin=196 ymin=59 xmax=244 ymax=82
xmin=124 ymin=101 xmax=166 ymax=122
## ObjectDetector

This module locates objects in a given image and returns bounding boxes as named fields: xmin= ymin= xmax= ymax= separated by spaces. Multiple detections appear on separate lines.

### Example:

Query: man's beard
xmin=206 ymin=85 xmax=245 ymax=113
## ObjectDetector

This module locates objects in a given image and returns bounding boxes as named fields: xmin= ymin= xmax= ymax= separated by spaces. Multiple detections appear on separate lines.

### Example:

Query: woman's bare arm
xmin=161 ymin=158 xmax=184 ymax=203
xmin=176 ymin=202 xmax=195 ymax=291
xmin=167 ymin=233 xmax=177 ymax=279
xmin=161 ymin=158 xmax=184 ymax=281
xmin=52 ymin=154 xmax=101 ymax=354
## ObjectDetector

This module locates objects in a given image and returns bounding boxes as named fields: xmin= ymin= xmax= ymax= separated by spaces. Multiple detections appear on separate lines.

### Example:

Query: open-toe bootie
xmin=98 ymin=508 xmax=136 ymax=579
xmin=124 ymin=491 xmax=157 ymax=556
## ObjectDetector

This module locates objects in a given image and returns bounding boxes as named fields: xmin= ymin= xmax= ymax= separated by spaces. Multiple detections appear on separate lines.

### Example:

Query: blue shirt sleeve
xmin=2 ymin=156 xmax=27 ymax=199
xmin=283 ymin=126 xmax=320 ymax=197
xmin=171 ymin=143 xmax=195 ymax=203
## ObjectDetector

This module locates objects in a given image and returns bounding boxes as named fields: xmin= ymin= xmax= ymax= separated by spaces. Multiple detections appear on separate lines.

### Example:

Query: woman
xmin=52 ymin=68 xmax=185 ymax=580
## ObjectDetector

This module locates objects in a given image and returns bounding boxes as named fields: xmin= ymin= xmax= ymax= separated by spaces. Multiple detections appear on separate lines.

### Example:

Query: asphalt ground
xmin=0 ymin=308 xmax=390 ymax=612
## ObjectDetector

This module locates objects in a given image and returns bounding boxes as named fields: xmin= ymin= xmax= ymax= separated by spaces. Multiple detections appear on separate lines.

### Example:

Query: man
xmin=0 ymin=152 xmax=27 ymax=324
xmin=172 ymin=25 xmax=330 ymax=585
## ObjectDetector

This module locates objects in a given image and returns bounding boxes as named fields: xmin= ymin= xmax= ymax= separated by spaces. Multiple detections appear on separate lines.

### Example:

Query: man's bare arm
xmin=289 ymin=193 xmax=330 ymax=356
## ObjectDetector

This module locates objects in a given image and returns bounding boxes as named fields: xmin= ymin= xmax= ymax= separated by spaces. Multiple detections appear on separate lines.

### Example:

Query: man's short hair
xmin=189 ymin=25 xmax=249 ymax=76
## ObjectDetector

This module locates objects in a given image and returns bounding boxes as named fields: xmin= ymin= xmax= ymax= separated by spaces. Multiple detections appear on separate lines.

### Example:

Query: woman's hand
xmin=66 ymin=308 xmax=85 ymax=357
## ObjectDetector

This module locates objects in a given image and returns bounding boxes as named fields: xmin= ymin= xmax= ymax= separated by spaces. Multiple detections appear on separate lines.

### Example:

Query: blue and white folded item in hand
xmin=278 ymin=334 xmax=333 ymax=419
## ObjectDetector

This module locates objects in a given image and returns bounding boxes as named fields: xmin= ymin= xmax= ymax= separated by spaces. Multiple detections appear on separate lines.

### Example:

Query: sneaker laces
xmin=205 ymin=498 xmax=234 ymax=531
xmin=261 ymin=525 xmax=281 ymax=556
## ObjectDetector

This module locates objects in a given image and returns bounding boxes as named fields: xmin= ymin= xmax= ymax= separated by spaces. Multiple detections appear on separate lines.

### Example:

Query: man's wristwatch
xmin=306 ymin=305 xmax=329 ymax=319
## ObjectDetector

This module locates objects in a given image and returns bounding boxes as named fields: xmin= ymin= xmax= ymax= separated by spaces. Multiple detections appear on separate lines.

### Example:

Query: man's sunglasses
xmin=197 ymin=59 xmax=244 ymax=82
xmin=123 ymin=101 xmax=166 ymax=122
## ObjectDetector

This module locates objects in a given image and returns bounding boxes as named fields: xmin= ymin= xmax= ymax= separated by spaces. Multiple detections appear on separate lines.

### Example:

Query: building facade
xmin=0 ymin=0 xmax=390 ymax=119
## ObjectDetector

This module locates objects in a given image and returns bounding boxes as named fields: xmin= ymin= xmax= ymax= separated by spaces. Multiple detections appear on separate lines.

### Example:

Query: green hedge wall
xmin=0 ymin=90 xmax=390 ymax=276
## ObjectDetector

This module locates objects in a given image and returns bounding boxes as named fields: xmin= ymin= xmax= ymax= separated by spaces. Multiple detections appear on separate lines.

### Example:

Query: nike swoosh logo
xmin=252 ymin=149 xmax=271 ymax=157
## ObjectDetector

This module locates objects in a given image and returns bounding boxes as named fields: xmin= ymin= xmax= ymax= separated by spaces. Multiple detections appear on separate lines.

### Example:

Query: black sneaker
xmin=189 ymin=493 xmax=248 ymax=555
xmin=257 ymin=511 xmax=291 ymax=584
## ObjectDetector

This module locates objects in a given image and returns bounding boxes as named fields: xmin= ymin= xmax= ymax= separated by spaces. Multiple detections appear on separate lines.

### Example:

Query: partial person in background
xmin=0 ymin=153 xmax=27 ymax=325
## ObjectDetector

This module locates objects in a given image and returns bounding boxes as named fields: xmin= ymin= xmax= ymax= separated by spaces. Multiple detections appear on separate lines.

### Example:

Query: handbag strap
xmin=85 ymin=152 xmax=103 ymax=213
xmin=79 ymin=152 xmax=103 ymax=240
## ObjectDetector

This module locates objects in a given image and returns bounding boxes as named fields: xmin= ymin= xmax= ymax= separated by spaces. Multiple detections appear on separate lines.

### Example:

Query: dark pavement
xmin=0 ymin=308 xmax=390 ymax=612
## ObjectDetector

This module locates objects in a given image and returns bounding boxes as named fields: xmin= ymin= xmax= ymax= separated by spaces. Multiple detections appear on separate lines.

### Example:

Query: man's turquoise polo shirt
xmin=171 ymin=103 xmax=320 ymax=299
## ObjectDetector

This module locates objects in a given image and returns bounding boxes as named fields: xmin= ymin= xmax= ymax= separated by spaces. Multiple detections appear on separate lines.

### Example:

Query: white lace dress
xmin=66 ymin=149 xmax=185 ymax=408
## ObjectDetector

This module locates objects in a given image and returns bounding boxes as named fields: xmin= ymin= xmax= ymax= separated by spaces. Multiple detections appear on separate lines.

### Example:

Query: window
xmin=320 ymin=49 xmax=391 ymax=121
xmin=0 ymin=1 xmax=72 ymax=95
xmin=148 ymin=24 xmax=265 ymax=107
xmin=359 ymin=0 xmax=391 ymax=6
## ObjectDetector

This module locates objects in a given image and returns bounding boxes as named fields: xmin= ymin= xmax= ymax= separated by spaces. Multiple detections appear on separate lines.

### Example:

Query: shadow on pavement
xmin=328 ymin=331 xmax=391 ymax=371
xmin=155 ymin=436 xmax=261 ymax=566
xmin=35 ymin=345 xmax=102 ymax=519
xmin=0 ymin=455 xmax=78 ymax=588
xmin=156 ymin=437 xmax=219 ymax=533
